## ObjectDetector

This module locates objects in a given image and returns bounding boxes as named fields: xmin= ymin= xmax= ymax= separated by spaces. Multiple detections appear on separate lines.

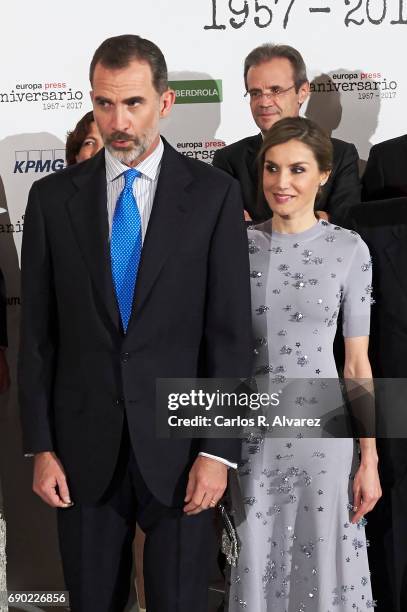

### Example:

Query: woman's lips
xmin=273 ymin=193 xmax=294 ymax=204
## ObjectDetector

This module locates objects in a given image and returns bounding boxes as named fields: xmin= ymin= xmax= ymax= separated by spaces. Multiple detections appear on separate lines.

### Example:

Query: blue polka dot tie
xmin=110 ymin=168 xmax=142 ymax=332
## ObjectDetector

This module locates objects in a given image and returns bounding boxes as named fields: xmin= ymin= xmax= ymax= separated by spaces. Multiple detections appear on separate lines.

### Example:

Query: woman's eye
xmin=265 ymin=164 xmax=277 ymax=173
xmin=291 ymin=166 xmax=305 ymax=173
xmin=82 ymin=139 xmax=95 ymax=147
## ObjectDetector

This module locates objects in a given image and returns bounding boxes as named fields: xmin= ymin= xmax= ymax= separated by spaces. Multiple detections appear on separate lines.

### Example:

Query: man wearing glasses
xmin=213 ymin=44 xmax=360 ymax=222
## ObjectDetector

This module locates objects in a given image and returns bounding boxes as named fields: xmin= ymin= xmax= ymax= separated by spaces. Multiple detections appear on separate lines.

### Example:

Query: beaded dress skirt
xmin=228 ymin=220 xmax=376 ymax=612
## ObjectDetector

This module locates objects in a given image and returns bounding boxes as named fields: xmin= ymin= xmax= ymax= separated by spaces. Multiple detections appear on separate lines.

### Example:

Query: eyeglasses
xmin=244 ymin=85 xmax=296 ymax=101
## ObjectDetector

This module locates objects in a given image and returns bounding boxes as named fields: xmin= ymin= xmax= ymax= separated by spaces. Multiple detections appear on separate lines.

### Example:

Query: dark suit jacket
xmin=344 ymin=198 xmax=407 ymax=379
xmin=213 ymin=133 xmax=361 ymax=223
xmin=344 ymin=197 xmax=407 ymax=472
xmin=344 ymin=198 xmax=407 ymax=612
xmin=362 ymin=134 xmax=407 ymax=201
xmin=18 ymin=141 xmax=253 ymax=506
xmin=0 ymin=268 xmax=7 ymax=347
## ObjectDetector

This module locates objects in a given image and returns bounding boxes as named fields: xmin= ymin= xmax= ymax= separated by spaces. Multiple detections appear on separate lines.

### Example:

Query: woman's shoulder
xmin=247 ymin=220 xmax=272 ymax=251
xmin=319 ymin=220 xmax=368 ymax=253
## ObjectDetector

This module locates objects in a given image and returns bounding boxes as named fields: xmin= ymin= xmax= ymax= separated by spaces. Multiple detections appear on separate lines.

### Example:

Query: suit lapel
xmin=66 ymin=150 xmax=120 ymax=330
xmin=384 ymin=225 xmax=407 ymax=301
xmin=247 ymin=133 xmax=262 ymax=186
xmin=128 ymin=141 xmax=192 ymax=326
xmin=246 ymin=133 xmax=271 ymax=220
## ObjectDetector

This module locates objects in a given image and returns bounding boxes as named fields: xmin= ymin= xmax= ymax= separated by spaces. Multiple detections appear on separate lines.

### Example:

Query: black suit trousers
xmin=57 ymin=426 xmax=215 ymax=612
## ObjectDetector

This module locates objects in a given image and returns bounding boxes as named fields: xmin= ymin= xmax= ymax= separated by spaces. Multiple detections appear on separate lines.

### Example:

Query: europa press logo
xmin=310 ymin=70 xmax=398 ymax=102
xmin=1 ymin=81 xmax=84 ymax=112
xmin=13 ymin=149 xmax=66 ymax=174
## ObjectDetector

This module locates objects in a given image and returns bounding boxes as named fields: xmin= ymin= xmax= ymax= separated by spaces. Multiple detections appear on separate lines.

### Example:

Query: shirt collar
xmin=105 ymin=137 xmax=164 ymax=183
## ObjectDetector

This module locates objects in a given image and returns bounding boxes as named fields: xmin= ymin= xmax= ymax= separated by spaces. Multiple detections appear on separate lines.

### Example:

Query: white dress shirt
xmin=105 ymin=141 xmax=237 ymax=469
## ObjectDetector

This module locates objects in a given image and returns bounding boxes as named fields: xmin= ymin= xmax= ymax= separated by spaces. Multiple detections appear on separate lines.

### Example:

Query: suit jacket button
xmin=116 ymin=398 xmax=124 ymax=406
xmin=121 ymin=352 xmax=130 ymax=363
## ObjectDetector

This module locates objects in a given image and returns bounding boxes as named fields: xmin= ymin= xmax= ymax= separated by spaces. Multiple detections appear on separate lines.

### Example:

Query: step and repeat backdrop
xmin=0 ymin=0 xmax=406 ymax=605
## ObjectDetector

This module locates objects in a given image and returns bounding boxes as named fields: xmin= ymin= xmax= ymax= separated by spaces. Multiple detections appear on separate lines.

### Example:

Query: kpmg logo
xmin=14 ymin=149 xmax=66 ymax=174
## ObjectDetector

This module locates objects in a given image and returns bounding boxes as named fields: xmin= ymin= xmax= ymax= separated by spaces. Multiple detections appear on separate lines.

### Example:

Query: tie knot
xmin=123 ymin=168 xmax=141 ymax=188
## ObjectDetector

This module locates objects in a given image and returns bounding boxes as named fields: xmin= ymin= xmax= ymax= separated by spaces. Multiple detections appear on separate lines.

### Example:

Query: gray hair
xmin=244 ymin=44 xmax=308 ymax=92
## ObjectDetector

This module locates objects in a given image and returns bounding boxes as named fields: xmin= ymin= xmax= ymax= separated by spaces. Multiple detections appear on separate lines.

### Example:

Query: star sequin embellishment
xmin=315 ymin=369 xmax=321 ymax=374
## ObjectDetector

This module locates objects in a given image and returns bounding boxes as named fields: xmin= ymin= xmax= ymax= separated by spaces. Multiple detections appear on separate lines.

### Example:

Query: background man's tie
xmin=110 ymin=168 xmax=142 ymax=332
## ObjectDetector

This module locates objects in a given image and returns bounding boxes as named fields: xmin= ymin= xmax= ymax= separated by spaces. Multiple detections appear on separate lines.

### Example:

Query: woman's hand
xmin=352 ymin=459 xmax=382 ymax=524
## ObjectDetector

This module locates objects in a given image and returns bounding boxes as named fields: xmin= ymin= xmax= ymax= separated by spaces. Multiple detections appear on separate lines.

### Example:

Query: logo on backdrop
xmin=203 ymin=0 xmax=407 ymax=31
xmin=13 ymin=149 xmax=65 ymax=174
xmin=310 ymin=71 xmax=398 ymax=102
xmin=175 ymin=140 xmax=225 ymax=162
xmin=169 ymin=80 xmax=223 ymax=104
xmin=0 ymin=81 xmax=84 ymax=112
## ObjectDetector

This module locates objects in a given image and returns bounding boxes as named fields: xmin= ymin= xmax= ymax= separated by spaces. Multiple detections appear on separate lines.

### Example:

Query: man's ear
xmin=160 ymin=89 xmax=176 ymax=118
xmin=298 ymin=81 xmax=310 ymax=106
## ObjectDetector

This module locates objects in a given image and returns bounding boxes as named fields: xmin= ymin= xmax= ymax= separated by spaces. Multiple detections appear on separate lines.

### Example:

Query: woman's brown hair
xmin=65 ymin=111 xmax=95 ymax=166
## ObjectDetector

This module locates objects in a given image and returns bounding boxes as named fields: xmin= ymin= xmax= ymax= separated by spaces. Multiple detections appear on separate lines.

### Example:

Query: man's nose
xmin=259 ymin=96 xmax=275 ymax=108
xmin=111 ymin=106 xmax=130 ymax=132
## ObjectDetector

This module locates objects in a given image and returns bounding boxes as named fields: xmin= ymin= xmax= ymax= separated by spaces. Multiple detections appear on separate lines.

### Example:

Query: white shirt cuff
xmin=198 ymin=451 xmax=237 ymax=469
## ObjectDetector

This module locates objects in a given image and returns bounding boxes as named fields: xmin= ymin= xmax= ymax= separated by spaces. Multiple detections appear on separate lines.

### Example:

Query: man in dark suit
xmin=213 ymin=44 xmax=360 ymax=223
xmin=362 ymin=135 xmax=407 ymax=201
xmin=345 ymin=198 xmax=407 ymax=612
xmin=0 ymin=268 xmax=9 ymax=393
xmin=18 ymin=35 xmax=253 ymax=612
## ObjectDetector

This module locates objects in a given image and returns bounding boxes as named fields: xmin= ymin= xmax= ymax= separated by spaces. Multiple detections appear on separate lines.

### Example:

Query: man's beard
xmin=104 ymin=130 xmax=155 ymax=165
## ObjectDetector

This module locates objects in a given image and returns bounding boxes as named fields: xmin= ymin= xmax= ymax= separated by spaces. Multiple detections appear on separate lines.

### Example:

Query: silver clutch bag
xmin=218 ymin=502 xmax=240 ymax=567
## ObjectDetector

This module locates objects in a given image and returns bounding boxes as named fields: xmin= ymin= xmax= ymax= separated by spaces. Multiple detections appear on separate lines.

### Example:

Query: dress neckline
xmin=271 ymin=219 xmax=327 ymax=242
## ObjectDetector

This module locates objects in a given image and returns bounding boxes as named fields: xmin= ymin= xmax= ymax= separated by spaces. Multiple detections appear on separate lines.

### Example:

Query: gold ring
xmin=210 ymin=499 xmax=217 ymax=507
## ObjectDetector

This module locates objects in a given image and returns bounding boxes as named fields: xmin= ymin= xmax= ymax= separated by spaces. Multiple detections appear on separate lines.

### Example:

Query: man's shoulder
xmin=213 ymin=134 xmax=262 ymax=161
xmin=330 ymin=136 xmax=357 ymax=158
xmin=369 ymin=134 xmax=407 ymax=157
xmin=164 ymin=140 xmax=239 ymax=189
xmin=31 ymin=149 xmax=104 ymax=196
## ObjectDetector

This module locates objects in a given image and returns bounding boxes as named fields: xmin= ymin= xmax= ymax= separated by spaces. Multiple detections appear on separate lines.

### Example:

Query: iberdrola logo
xmin=169 ymin=79 xmax=223 ymax=104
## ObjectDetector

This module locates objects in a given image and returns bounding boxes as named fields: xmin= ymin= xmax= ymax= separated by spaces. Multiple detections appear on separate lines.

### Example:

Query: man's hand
xmin=33 ymin=451 xmax=73 ymax=508
xmin=183 ymin=456 xmax=227 ymax=515
xmin=0 ymin=350 xmax=10 ymax=394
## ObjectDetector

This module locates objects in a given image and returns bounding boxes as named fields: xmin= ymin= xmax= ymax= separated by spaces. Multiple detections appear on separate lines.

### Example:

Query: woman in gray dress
xmin=229 ymin=117 xmax=381 ymax=611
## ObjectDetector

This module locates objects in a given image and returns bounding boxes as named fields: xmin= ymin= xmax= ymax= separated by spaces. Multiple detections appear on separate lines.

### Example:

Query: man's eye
xmin=97 ymin=100 xmax=110 ymax=108
xmin=270 ymin=87 xmax=282 ymax=95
